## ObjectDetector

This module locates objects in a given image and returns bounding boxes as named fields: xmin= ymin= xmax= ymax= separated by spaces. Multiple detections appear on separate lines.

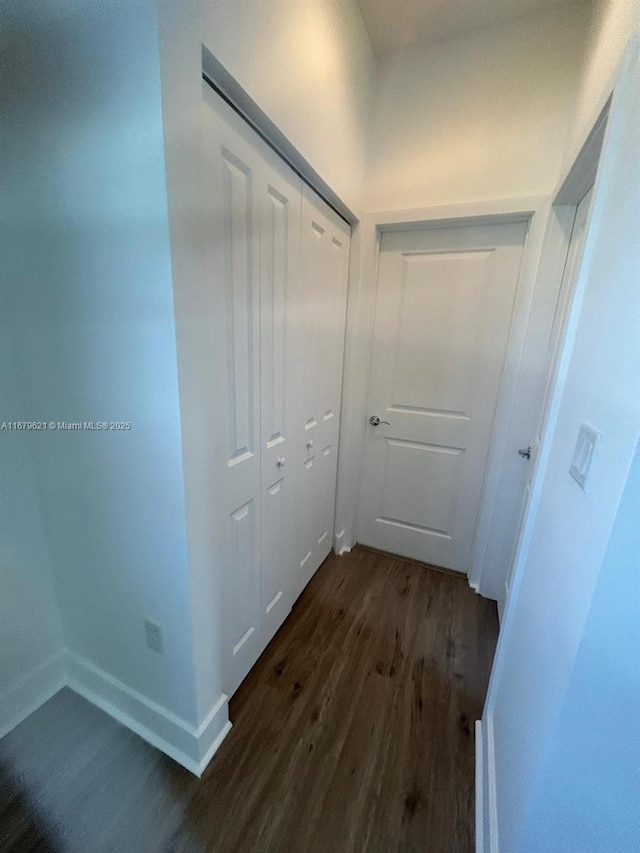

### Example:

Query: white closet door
xmin=202 ymin=86 xmax=261 ymax=696
xmin=294 ymin=186 xmax=351 ymax=599
xmin=202 ymin=84 xmax=301 ymax=695
xmin=259 ymin=148 xmax=301 ymax=648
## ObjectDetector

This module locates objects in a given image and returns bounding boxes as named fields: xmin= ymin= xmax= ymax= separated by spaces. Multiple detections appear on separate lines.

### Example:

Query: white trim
xmin=0 ymin=650 xmax=67 ymax=740
xmin=67 ymin=653 xmax=230 ymax=776
xmin=1 ymin=650 xmax=231 ymax=776
xmin=555 ymin=100 xmax=610 ymax=205
xmin=365 ymin=197 xmax=544 ymax=226
xmin=197 ymin=719 xmax=233 ymax=775
xmin=486 ymin=714 xmax=499 ymax=853
xmin=469 ymin=576 xmax=482 ymax=595
xmin=497 ymin=592 xmax=506 ymax=626
xmin=475 ymin=715 xmax=499 ymax=853
xmin=475 ymin=719 xmax=484 ymax=853
xmin=195 ymin=690 xmax=227 ymax=738
xmin=334 ymin=529 xmax=353 ymax=557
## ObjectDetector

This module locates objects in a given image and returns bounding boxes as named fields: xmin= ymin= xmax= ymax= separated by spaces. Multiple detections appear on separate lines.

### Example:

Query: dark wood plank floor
xmin=0 ymin=547 xmax=498 ymax=853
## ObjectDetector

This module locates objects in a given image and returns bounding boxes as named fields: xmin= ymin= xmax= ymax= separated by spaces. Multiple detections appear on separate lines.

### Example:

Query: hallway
xmin=1 ymin=548 xmax=497 ymax=853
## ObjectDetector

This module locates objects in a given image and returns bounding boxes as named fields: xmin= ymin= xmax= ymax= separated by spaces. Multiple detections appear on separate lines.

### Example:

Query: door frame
xmin=494 ymin=105 xmax=610 ymax=612
xmin=335 ymin=196 xmax=559 ymax=578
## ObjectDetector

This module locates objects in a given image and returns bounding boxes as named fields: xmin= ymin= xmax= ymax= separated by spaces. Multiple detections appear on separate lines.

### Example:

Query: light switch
xmin=569 ymin=423 xmax=601 ymax=491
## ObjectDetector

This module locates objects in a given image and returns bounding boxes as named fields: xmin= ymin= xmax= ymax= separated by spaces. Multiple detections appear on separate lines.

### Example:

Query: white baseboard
xmin=475 ymin=719 xmax=484 ymax=853
xmin=0 ymin=650 xmax=67 ymax=741
xmin=1 ymin=651 xmax=230 ymax=776
xmin=476 ymin=716 xmax=499 ymax=853
xmin=67 ymin=653 xmax=231 ymax=776
xmin=334 ymin=528 xmax=353 ymax=556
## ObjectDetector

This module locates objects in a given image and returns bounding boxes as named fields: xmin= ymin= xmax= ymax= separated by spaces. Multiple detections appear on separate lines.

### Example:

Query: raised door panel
xmin=388 ymin=251 xmax=492 ymax=415
xmin=294 ymin=452 xmax=317 ymax=595
xmin=227 ymin=499 xmax=259 ymax=675
xmin=321 ymin=230 xmax=351 ymax=425
xmin=223 ymin=149 xmax=258 ymax=473
xmin=315 ymin=441 xmax=338 ymax=563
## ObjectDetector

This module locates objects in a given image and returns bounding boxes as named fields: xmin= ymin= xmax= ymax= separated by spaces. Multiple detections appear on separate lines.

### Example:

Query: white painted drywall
xmin=482 ymin=34 xmax=639 ymax=852
xmin=0 ymin=312 xmax=64 ymax=735
xmin=202 ymin=0 xmax=375 ymax=214
xmin=0 ymin=0 xmax=200 ymax=727
xmin=519 ymin=442 xmax=640 ymax=852
xmin=562 ymin=0 xmax=640 ymax=173
xmin=366 ymin=3 xmax=590 ymax=211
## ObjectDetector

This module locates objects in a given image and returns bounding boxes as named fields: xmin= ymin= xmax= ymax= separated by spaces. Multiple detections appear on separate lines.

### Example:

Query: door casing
xmin=336 ymin=198 xmax=561 ymax=594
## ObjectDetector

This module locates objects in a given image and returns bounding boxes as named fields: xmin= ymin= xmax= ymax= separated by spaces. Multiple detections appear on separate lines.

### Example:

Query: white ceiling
xmin=356 ymin=0 xmax=582 ymax=55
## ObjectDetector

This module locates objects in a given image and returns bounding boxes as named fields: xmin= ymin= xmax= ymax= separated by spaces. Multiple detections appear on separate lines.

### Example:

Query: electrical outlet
xmin=145 ymin=619 xmax=163 ymax=654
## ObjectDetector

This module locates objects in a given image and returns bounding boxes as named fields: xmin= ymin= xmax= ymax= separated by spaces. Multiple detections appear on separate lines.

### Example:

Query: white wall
xmin=0 ymin=312 xmax=64 ymax=736
xmin=198 ymin=0 xmax=374 ymax=216
xmin=203 ymin=0 xmax=375 ymax=214
xmin=562 ymin=0 xmax=640 ymax=171
xmin=366 ymin=3 xmax=590 ymax=211
xmin=0 ymin=0 xmax=200 ymax=731
xmin=520 ymin=441 xmax=640 ymax=852
xmin=482 ymin=33 xmax=639 ymax=851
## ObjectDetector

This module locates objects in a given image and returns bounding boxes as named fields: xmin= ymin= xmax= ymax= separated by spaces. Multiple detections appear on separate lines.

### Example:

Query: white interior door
xmin=357 ymin=221 xmax=527 ymax=573
xmin=504 ymin=186 xmax=594 ymax=600
xmin=293 ymin=187 xmax=351 ymax=599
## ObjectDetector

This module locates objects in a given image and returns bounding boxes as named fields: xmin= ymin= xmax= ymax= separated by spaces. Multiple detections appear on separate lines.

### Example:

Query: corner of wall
xmin=0 ymin=651 xmax=67 ymax=742
xmin=66 ymin=653 xmax=230 ymax=776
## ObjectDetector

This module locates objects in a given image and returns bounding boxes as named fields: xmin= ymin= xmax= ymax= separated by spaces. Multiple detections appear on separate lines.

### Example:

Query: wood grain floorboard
xmin=0 ymin=546 xmax=498 ymax=853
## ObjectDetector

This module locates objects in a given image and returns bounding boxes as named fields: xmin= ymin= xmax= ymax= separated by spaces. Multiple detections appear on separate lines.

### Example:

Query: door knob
xmin=306 ymin=439 xmax=314 ymax=449
xmin=518 ymin=446 xmax=532 ymax=460
xmin=369 ymin=415 xmax=390 ymax=427
xmin=277 ymin=456 xmax=286 ymax=467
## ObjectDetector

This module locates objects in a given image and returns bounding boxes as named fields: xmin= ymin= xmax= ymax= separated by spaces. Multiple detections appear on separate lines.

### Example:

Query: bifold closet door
xmin=293 ymin=186 xmax=351 ymax=599
xmin=202 ymin=83 xmax=301 ymax=695
xmin=259 ymin=148 xmax=302 ymax=649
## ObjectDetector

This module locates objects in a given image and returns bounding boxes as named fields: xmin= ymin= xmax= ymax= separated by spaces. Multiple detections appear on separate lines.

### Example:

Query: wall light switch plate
xmin=145 ymin=619 xmax=164 ymax=654
xmin=569 ymin=423 xmax=601 ymax=492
